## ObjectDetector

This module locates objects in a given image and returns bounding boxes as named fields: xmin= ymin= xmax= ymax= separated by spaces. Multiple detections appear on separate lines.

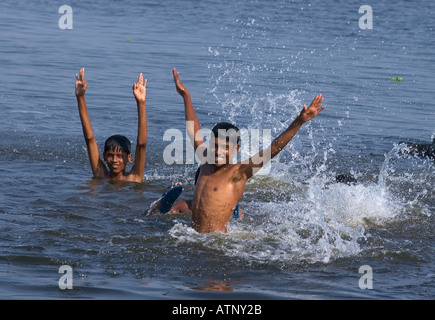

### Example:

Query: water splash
xmin=379 ymin=143 xmax=434 ymax=217
xmin=169 ymin=167 xmax=407 ymax=266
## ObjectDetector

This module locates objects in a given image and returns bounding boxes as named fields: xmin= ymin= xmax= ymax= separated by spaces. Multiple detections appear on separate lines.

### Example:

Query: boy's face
xmin=210 ymin=137 xmax=239 ymax=167
xmin=103 ymin=147 xmax=132 ymax=174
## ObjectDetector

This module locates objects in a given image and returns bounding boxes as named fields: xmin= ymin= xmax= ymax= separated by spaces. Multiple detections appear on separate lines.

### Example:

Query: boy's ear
xmin=128 ymin=153 xmax=133 ymax=162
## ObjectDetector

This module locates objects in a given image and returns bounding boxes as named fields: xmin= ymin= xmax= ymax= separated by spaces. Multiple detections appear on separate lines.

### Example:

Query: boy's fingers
xmin=80 ymin=68 xmax=85 ymax=80
xmin=310 ymin=94 xmax=323 ymax=108
xmin=173 ymin=68 xmax=180 ymax=81
xmin=318 ymin=97 xmax=324 ymax=106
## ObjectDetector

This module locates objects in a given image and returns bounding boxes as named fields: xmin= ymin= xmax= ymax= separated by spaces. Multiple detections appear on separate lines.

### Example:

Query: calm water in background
xmin=0 ymin=0 xmax=434 ymax=299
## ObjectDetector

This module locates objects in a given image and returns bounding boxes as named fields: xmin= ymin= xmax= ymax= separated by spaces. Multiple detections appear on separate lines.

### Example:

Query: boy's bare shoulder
xmin=233 ymin=161 xmax=254 ymax=181
xmin=222 ymin=163 xmax=249 ymax=183
xmin=124 ymin=172 xmax=143 ymax=183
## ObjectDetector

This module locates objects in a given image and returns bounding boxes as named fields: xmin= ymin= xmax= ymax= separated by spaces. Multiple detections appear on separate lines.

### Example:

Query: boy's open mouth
xmin=215 ymin=155 xmax=226 ymax=164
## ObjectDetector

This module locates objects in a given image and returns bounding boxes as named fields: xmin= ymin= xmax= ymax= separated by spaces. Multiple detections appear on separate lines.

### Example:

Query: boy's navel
xmin=213 ymin=187 xmax=218 ymax=191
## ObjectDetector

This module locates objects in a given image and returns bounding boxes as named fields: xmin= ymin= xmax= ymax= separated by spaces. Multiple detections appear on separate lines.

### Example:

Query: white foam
xmin=168 ymin=169 xmax=409 ymax=266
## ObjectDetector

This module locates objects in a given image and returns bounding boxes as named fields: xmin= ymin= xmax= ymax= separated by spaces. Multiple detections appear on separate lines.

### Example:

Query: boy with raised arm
xmin=172 ymin=68 xmax=326 ymax=233
xmin=75 ymin=68 xmax=147 ymax=182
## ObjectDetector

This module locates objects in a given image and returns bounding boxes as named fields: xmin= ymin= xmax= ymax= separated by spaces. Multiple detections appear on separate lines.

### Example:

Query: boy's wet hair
xmin=211 ymin=122 xmax=241 ymax=145
xmin=104 ymin=135 xmax=131 ymax=154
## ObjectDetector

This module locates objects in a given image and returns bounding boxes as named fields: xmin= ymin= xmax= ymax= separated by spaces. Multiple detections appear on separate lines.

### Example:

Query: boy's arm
xmin=75 ymin=68 xmax=107 ymax=178
xmin=241 ymin=94 xmax=326 ymax=179
xmin=173 ymin=68 xmax=205 ymax=155
xmin=129 ymin=73 xmax=147 ymax=181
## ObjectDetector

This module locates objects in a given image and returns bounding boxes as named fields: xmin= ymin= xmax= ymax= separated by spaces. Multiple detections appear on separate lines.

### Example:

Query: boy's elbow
xmin=84 ymin=133 xmax=95 ymax=144
xmin=136 ymin=141 xmax=147 ymax=149
xmin=136 ymin=133 xmax=147 ymax=146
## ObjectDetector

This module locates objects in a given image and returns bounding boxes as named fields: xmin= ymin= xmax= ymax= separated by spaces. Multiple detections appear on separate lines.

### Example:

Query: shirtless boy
xmin=172 ymin=68 xmax=326 ymax=233
xmin=75 ymin=68 xmax=147 ymax=182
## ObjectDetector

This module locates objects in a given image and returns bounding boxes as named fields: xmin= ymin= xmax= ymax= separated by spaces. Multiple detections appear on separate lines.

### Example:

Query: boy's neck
xmin=211 ymin=163 xmax=233 ymax=172
xmin=109 ymin=171 xmax=127 ymax=180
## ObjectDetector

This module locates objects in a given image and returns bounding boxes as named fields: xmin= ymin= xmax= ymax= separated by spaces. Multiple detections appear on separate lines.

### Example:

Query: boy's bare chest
xmin=197 ymin=165 xmax=245 ymax=198
xmin=199 ymin=176 xmax=244 ymax=201
xmin=200 ymin=176 xmax=231 ymax=194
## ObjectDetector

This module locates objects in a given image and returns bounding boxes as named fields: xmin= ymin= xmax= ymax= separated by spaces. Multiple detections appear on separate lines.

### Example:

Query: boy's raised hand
xmin=75 ymin=68 xmax=88 ymax=97
xmin=133 ymin=73 xmax=147 ymax=103
xmin=298 ymin=94 xmax=326 ymax=123
xmin=173 ymin=68 xmax=189 ymax=96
